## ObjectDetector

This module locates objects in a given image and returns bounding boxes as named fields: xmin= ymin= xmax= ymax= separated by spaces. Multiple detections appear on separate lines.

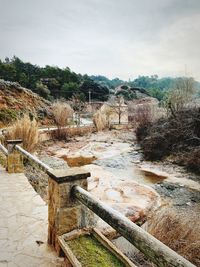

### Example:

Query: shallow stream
xmin=94 ymin=149 xmax=165 ymax=186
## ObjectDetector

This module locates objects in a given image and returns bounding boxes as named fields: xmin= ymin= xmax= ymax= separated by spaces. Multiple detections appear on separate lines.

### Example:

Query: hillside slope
xmin=0 ymin=79 xmax=51 ymax=127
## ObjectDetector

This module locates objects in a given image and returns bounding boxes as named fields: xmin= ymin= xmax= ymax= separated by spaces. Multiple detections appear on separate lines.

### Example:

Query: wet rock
xmin=140 ymin=167 xmax=168 ymax=179
xmin=62 ymin=154 xmax=97 ymax=167
xmin=94 ymin=156 xmax=128 ymax=169
xmin=154 ymin=182 xmax=200 ymax=207
xmin=39 ymin=155 xmax=69 ymax=169
xmin=83 ymin=164 xmax=160 ymax=232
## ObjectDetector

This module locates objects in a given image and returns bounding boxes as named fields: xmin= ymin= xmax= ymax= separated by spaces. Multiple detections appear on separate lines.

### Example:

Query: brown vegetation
xmin=133 ymin=104 xmax=154 ymax=142
xmin=51 ymin=100 xmax=73 ymax=139
xmin=51 ymin=125 xmax=94 ymax=140
xmin=137 ymin=108 xmax=200 ymax=173
xmin=146 ymin=207 xmax=200 ymax=266
xmin=165 ymin=77 xmax=196 ymax=116
xmin=52 ymin=100 xmax=73 ymax=127
xmin=93 ymin=110 xmax=108 ymax=131
xmin=93 ymin=97 xmax=128 ymax=131
xmin=128 ymin=98 xmax=156 ymax=123
xmin=6 ymin=115 xmax=38 ymax=152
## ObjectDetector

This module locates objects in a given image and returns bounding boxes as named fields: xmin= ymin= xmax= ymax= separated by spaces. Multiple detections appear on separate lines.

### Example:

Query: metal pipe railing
xmin=72 ymin=185 xmax=195 ymax=267
xmin=0 ymin=143 xmax=8 ymax=156
xmin=15 ymin=145 xmax=52 ymax=172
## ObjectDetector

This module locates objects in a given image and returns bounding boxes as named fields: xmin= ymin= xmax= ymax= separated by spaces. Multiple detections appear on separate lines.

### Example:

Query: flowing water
xmin=94 ymin=150 xmax=165 ymax=186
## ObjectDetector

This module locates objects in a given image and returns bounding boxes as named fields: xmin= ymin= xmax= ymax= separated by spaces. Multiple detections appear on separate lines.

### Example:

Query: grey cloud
xmin=0 ymin=0 xmax=200 ymax=80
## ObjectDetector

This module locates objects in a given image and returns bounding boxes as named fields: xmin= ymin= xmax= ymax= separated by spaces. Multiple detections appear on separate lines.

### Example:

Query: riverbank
xmin=31 ymin=128 xmax=200 ymax=266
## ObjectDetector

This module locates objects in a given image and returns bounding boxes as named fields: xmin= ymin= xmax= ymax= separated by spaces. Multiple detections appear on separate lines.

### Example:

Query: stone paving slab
xmin=0 ymin=167 xmax=63 ymax=267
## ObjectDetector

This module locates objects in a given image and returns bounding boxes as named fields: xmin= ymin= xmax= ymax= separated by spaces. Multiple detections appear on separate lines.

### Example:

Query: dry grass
xmin=51 ymin=100 xmax=73 ymax=140
xmin=6 ymin=115 xmax=38 ymax=152
xmin=67 ymin=125 xmax=94 ymax=137
xmin=0 ymin=152 xmax=6 ymax=167
xmin=93 ymin=110 xmax=108 ymax=131
xmin=52 ymin=100 xmax=73 ymax=128
xmin=145 ymin=207 xmax=200 ymax=266
xmin=51 ymin=125 xmax=94 ymax=140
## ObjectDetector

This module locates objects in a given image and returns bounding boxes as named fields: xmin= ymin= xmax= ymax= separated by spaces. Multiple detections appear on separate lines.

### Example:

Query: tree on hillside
xmin=1 ymin=56 xmax=199 ymax=104
xmin=43 ymin=78 xmax=60 ymax=98
xmin=90 ymin=75 xmax=124 ymax=89
xmin=79 ymin=79 xmax=109 ymax=101
xmin=147 ymin=88 xmax=166 ymax=101
xmin=35 ymin=81 xmax=51 ymax=99
xmin=115 ymin=86 xmax=137 ymax=101
xmin=130 ymin=75 xmax=174 ymax=100
xmin=12 ymin=56 xmax=41 ymax=89
xmin=0 ymin=60 xmax=16 ymax=81
xmin=61 ymin=82 xmax=79 ymax=99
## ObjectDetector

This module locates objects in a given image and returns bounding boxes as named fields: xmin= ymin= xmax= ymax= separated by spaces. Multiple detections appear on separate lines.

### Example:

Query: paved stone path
xmin=0 ymin=167 xmax=63 ymax=267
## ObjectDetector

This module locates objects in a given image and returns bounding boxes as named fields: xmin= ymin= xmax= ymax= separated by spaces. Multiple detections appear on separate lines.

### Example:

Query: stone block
xmin=48 ymin=168 xmax=91 ymax=250
xmin=59 ymin=179 xmax=88 ymax=208
xmin=47 ymin=167 xmax=90 ymax=184
xmin=7 ymin=152 xmax=23 ymax=173
xmin=57 ymin=206 xmax=82 ymax=235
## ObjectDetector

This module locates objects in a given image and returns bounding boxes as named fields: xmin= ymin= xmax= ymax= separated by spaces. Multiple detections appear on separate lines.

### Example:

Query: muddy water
xmin=94 ymin=150 xmax=165 ymax=186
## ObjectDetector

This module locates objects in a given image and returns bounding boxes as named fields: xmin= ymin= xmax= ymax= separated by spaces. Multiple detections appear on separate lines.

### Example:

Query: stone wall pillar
xmin=6 ymin=140 xmax=23 ymax=173
xmin=47 ymin=168 xmax=90 ymax=253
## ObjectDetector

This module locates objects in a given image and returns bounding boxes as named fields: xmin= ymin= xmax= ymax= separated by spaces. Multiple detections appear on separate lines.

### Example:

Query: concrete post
xmin=47 ymin=168 xmax=90 ymax=253
xmin=6 ymin=139 xmax=23 ymax=173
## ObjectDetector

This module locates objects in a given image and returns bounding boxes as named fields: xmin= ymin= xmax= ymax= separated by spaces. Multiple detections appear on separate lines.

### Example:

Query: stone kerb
xmin=6 ymin=139 xmax=24 ymax=173
xmin=47 ymin=168 xmax=91 ymax=253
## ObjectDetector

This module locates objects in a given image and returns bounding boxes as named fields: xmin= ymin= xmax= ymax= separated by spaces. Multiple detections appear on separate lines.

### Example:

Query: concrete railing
xmin=0 ymin=143 xmax=8 ymax=156
xmin=15 ymin=144 xmax=52 ymax=172
xmin=0 ymin=140 xmax=196 ymax=267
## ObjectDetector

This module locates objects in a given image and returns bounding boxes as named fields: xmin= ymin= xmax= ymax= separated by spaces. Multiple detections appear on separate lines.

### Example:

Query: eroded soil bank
xmin=28 ymin=129 xmax=200 ymax=266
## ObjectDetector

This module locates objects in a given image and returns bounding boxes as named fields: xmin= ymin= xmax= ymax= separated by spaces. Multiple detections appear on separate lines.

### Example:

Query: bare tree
xmin=110 ymin=96 xmax=126 ymax=124
xmin=166 ymin=77 xmax=196 ymax=117
xmin=69 ymin=93 xmax=86 ymax=126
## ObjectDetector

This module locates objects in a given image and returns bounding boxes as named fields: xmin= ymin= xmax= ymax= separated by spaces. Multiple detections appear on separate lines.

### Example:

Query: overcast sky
xmin=0 ymin=0 xmax=200 ymax=80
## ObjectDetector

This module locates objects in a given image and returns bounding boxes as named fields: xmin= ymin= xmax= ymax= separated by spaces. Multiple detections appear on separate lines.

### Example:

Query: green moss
xmin=66 ymin=235 xmax=126 ymax=267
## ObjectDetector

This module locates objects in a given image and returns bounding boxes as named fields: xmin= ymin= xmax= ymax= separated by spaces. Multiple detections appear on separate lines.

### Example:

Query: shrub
xmin=137 ymin=108 xmax=200 ymax=170
xmin=134 ymin=104 xmax=154 ymax=142
xmin=6 ymin=115 xmax=38 ymax=152
xmin=182 ymin=147 xmax=200 ymax=173
xmin=52 ymin=100 xmax=73 ymax=128
xmin=133 ymin=104 xmax=153 ymax=125
xmin=51 ymin=100 xmax=73 ymax=139
xmin=0 ymin=108 xmax=18 ymax=124
xmin=50 ymin=128 xmax=69 ymax=141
